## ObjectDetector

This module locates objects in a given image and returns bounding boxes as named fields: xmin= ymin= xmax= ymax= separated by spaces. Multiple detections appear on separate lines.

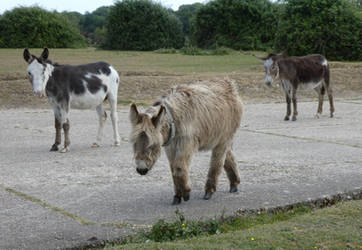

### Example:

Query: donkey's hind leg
xmin=92 ymin=104 xmax=107 ymax=148
xmin=223 ymin=149 xmax=240 ymax=193
xmin=314 ymin=85 xmax=325 ymax=118
xmin=204 ymin=143 xmax=228 ymax=200
xmin=107 ymin=94 xmax=120 ymax=146
xmin=60 ymin=119 xmax=70 ymax=153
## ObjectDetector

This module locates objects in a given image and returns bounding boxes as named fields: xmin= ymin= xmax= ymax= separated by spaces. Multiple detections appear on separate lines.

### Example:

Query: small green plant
xmin=144 ymin=209 xmax=220 ymax=242
xmin=180 ymin=46 xmax=208 ymax=55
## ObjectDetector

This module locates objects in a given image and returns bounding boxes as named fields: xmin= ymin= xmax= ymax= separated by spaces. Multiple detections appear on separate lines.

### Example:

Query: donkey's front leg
xmin=291 ymin=87 xmax=298 ymax=121
xmin=284 ymin=92 xmax=291 ymax=121
xmin=204 ymin=144 xmax=228 ymax=200
xmin=60 ymin=119 xmax=70 ymax=153
xmin=50 ymin=117 xmax=62 ymax=151
xmin=169 ymin=153 xmax=192 ymax=205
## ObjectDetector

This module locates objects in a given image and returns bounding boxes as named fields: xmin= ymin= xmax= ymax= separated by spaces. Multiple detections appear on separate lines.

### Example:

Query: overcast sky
xmin=0 ymin=0 xmax=206 ymax=14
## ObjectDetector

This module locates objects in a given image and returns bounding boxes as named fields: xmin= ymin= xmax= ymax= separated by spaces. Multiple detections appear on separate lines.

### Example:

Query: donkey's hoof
xmin=229 ymin=186 xmax=238 ymax=193
xmin=284 ymin=116 xmax=290 ymax=121
xmin=50 ymin=144 xmax=59 ymax=151
xmin=114 ymin=141 xmax=121 ymax=147
xmin=91 ymin=143 xmax=100 ymax=148
xmin=183 ymin=193 xmax=190 ymax=202
xmin=292 ymin=116 xmax=297 ymax=121
xmin=203 ymin=192 xmax=213 ymax=200
xmin=172 ymin=196 xmax=182 ymax=205
xmin=60 ymin=147 xmax=69 ymax=153
xmin=330 ymin=113 xmax=334 ymax=118
xmin=314 ymin=113 xmax=320 ymax=119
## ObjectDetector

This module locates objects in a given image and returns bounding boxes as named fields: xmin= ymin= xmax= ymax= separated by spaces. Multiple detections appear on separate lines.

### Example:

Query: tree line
xmin=0 ymin=0 xmax=360 ymax=60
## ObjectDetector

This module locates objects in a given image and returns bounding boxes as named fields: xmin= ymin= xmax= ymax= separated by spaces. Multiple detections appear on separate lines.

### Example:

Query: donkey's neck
xmin=160 ymin=121 xmax=172 ymax=146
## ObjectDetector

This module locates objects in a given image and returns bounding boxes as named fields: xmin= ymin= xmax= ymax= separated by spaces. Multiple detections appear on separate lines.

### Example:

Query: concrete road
xmin=1 ymin=100 xmax=361 ymax=249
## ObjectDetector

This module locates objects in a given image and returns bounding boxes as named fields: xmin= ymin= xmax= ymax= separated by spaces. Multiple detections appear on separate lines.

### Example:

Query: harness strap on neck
xmin=162 ymin=101 xmax=175 ymax=147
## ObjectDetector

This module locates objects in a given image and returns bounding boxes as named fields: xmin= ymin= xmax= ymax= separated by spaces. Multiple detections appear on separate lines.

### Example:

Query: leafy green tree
xmin=79 ymin=6 xmax=110 ymax=44
xmin=193 ymin=0 xmax=277 ymax=50
xmin=176 ymin=3 xmax=203 ymax=36
xmin=0 ymin=7 xmax=86 ymax=48
xmin=104 ymin=0 xmax=184 ymax=50
xmin=274 ymin=0 xmax=362 ymax=60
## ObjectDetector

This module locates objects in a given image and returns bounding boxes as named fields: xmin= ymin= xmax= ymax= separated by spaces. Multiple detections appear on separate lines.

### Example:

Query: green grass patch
xmin=0 ymin=48 xmax=260 ymax=76
xmin=106 ymin=200 xmax=362 ymax=249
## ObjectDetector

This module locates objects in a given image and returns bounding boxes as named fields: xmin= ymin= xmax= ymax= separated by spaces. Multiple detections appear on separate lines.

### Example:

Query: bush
xmin=193 ymin=0 xmax=277 ymax=51
xmin=104 ymin=0 xmax=184 ymax=50
xmin=0 ymin=7 xmax=86 ymax=48
xmin=274 ymin=0 xmax=362 ymax=61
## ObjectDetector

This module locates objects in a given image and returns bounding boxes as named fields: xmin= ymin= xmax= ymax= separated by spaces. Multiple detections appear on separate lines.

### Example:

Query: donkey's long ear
xmin=23 ymin=48 xmax=32 ymax=63
xmin=130 ymin=103 xmax=140 ymax=126
xmin=152 ymin=105 xmax=165 ymax=128
xmin=41 ymin=48 xmax=49 ymax=60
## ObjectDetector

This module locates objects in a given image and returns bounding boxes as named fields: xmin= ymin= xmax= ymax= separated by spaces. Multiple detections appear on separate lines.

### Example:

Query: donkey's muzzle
xmin=136 ymin=168 xmax=149 ymax=175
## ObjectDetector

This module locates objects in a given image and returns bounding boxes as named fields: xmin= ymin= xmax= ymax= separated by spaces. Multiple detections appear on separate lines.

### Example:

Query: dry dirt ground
xmin=0 ymin=62 xmax=361 ymax=109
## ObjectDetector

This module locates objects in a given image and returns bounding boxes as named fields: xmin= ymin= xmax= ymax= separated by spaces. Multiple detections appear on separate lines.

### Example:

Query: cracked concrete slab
xmin=0 ymin=100 xmax=361 ymax=249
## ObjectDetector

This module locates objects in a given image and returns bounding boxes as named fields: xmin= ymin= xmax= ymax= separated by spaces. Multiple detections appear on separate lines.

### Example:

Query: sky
xmin=0 ymin=0 xmax=206 ymax=14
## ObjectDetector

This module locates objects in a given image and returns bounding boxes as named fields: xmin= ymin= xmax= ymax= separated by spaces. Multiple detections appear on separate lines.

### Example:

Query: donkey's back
xmin=167 ymin=80 xmax=243 ymax=151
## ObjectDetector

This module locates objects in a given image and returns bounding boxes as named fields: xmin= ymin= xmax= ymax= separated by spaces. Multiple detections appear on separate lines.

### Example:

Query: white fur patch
xmin=27 ymin=60 xmax=54 ymax=95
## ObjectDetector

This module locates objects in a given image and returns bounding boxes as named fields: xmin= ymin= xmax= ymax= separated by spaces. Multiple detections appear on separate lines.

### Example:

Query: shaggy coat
xmin=130 ymin=79 xmax=243 ymax=205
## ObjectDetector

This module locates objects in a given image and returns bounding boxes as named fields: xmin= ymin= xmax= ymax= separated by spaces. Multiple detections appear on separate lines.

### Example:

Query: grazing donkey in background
xmin=23 ymin=48 xmax=120 ymax=152
xmin=129 ymin=79 xmax=243 ymax=205
xmin=256 ymin=53 xmax=334 ymax=121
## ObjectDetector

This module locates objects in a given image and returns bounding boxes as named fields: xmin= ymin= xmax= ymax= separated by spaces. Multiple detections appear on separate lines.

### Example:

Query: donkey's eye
xmin=27 ymin=72 xmax=32 ymax=76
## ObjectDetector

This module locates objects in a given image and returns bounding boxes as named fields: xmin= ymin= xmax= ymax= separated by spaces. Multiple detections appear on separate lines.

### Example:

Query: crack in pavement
xmin=241 ymin=128 xmax=362 ymax=149
xmin=0 ymin=184 xmax=144 ymax=230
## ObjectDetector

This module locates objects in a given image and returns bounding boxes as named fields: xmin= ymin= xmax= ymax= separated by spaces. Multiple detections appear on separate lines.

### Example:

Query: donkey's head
xmin=23 ymin=48 xmax=53 ymax=97
xmin=255 ymin=53 xmax=285 ymax=86
xmin=129 ymin=103 xmax=166 ymax=175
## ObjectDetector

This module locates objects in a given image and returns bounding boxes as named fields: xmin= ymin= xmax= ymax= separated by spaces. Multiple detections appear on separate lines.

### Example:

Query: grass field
xmin=0 ymin=48 xmax=361 ymax=108
xmin=107 ymin=200 xmax=362 ymax=250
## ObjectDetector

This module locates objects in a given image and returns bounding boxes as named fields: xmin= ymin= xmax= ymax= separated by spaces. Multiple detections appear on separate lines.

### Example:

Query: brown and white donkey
xmin=256 ymin=53 xmax=335 ymax=121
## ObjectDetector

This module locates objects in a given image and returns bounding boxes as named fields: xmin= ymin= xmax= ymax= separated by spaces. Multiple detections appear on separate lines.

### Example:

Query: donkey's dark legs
xmin=324 ymin=67 xmax=335 ymax=118
xmin=284 ymin=93 xmax=291 ymax=121
xmin=50 ymin=117 xmax=62 ymax=151
xmin=60 ymin=119 xmax=70 ymax=153
xmin=327 ymin=87 xmax=335 ymax=118
xmin=314 ymin=85 xmax=325 ymax=118
xmin=223 ymin=149 xmax=240 ymax=193
xmin=291 ymin=87 xmax=298 ymax=121
xmin=204 ymin=143 xmax=228 ymax=200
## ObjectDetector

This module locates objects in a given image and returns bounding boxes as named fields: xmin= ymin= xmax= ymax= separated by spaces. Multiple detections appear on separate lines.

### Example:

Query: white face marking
xmin=322 ymin=59 xmax=328 ymax=66
xmin=27 ymin=60 xmax=53 ymax=96
xmin=264 ymin=58 xmax=278 ymax=85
